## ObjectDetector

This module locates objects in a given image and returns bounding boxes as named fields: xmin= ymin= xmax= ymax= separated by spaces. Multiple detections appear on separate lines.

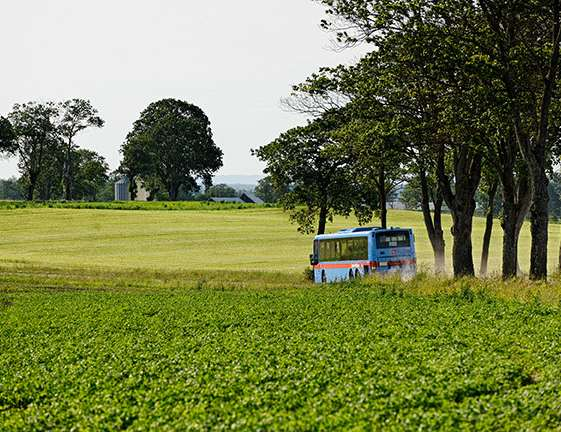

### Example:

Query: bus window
xmin=319 ymin=237 xmax=368 ymax=261
xmin=376 ymin=231 xmax=411 ymax=249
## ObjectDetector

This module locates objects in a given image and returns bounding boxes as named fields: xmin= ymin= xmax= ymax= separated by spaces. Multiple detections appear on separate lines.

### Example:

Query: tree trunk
xmin=502 ymin=199 xmax=518 ymax=279
xmin=419 ymin=165 xmax=445 ymax=273
xmin=479 ymin=181 xmax=498 ymax=277
xmin=451 ymin=199 xmax=477 ymax=277
xmin=317 ymin=206 xmax=328 ymax=235
xmin=437 ymin=144 xmax=481 ymax=278
xmin=496 ymin=131 xmax=531 ymax=278
xmin=558 ymin=234 xmax=561 ymax=272
xmin=529 ymin=169 xmax=549 ymax=279
xmin=62 ymin=137 xmax=73 ymax=201
xmin=378 ymin=164 xmax=387 ymax=229
xmin=168 ymin=183 xmax=179 ymax=201
xmin=26 ymin=182 xmax=34 ymax=201
xmin=433 ymin=209 xmax=445 ymax=273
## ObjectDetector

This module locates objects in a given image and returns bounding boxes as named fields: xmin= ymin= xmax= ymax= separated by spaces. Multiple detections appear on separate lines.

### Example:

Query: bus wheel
xmin=354 ymin=269 xmax=360 ymax=279
xmin=349 ymin=269 xmax=354 ymax=280
xmin=321 ymin=270 xmax=327 ymax=283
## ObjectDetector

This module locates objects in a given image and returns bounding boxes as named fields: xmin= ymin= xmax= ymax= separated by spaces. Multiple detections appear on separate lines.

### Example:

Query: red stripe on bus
xmin=314 ymin=259 xmax=416 ymax=270
xmin=314 ymin=261 xmax=372 ymax=269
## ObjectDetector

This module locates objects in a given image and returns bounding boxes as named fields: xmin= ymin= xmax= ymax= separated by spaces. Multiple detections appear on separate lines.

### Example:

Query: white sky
xmin=0 ymin=0 xmax=365 ymax=179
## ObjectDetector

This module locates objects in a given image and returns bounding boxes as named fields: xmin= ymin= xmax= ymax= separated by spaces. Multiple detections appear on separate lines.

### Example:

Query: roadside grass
xmin=2 ymin=262 xmax=561 ymax=305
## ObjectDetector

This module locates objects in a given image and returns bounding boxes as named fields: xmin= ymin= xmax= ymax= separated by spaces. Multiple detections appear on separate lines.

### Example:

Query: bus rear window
xmin=376 ymin=231 xmax=411 ymax=249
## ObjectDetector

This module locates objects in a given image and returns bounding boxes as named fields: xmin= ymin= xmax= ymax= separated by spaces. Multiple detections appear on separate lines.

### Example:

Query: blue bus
xmin=309 ymin=227 xmax=416 ymax=283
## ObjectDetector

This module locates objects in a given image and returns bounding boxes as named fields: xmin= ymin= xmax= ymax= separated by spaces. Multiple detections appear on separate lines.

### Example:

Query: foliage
xmin=206 ymin=183 xmax=237 ymax=198
xmin=314 ymin=0 xmax=561 ymax=279
xmin=3 ymin=100 xmax=106 ymax=201
xmin=8 ymin=102 xmax=60 ymax=200
xmin=120 ymin=99 xmax=223 ymax=200
xmin=70 ymin=149 xmax=109 ymax=201
xmin=254 ymin=111 xmax=378 ymax=234
xmin=400 ymin=179 xmax=423 ymax=210
xmin=0 ymin=177 xmax=24 ymax=200
xmin=0 ymin=116 xmax=16 ymax=154
xmin=56 ymin=99 xmax=104 ymax=200
xmin=254 ymin=176 xmax=288 ymax=203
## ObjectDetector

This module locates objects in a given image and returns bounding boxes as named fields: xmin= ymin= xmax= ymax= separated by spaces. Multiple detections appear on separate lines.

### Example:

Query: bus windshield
xmin=376 ymin=231 xmax=411 ymax=249
xmin=319 ymin=237 xmax=368 ymax=262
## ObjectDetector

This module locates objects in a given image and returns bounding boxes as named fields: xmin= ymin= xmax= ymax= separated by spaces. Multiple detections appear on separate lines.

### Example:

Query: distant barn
xmin=208 ymin=192 xmax=264 ymax=204
xmin=240 ymin=192 xmax=264 ymax=204
xmin=208 ymin=197 xmax=244 ymax=203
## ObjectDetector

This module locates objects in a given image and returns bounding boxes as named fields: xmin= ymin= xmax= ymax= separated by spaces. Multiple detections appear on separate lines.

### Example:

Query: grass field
xmin=1 ymin=206 xmax=561 ymax=274
xmin=3 ymin=206 xmax=561 ymax=430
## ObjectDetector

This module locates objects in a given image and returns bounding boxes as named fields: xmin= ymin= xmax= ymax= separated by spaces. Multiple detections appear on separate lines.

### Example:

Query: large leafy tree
xmin=254 ymin=111 xmax=378 ymax=235
xmin=8 ymin=102 xmax=60 ymax=200
xmin=120 ymin=99 xmax=223 ymax=201
xmin=57 ymin=99 xmax=104 ymax=200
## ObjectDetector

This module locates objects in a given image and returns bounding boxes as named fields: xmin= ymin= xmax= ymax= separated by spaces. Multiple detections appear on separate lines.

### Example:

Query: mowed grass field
xmin=3 ymin=206 xmax=561 ymax=430
xmin=1 ymin=206 xmax=561 ymax=274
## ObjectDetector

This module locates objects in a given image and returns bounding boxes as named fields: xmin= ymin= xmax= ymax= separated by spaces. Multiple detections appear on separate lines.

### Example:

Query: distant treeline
xmin=0 ymin=176 xmax=284 ymax=204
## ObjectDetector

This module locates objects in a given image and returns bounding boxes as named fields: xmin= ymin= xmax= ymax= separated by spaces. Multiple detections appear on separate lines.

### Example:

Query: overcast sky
xmin=0 ymin=0 xmax=365 ymax=179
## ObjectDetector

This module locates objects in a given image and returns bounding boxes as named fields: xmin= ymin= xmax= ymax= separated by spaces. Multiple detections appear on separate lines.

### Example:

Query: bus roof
xmin=314 ymin=227 xmax=411 ymax=240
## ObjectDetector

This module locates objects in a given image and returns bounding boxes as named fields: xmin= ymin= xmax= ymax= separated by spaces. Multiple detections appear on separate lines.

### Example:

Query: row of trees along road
xmin=0 ymin=100 xmax=107 ymax=201
xmin=256 ymin=0 xmax=561 ymax=280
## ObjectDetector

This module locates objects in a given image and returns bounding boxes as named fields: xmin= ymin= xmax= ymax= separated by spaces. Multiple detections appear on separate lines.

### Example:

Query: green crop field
xmin=2 ymin=206 xmax=561 ymax=430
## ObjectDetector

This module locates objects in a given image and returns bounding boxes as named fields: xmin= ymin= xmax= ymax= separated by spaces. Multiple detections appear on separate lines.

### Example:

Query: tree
xmin=120 ymin=99 xmax=223 ymax=201
xmin=254 ymin=176 xmax=287 ymax=203
xmin=254 ymin=111 xmax=378 ymax=235
xmin=71 ymin=149 xmax=109 ymax=201
xmin=57 ymin=99 xmax=104 ymax=200
xmin=8 ymin=102 xmax=60 ymax=200
xmin=207 ymin=183 xmax=237 ymax=198
xmin=476 ymin=0 xmax=561 ymax=279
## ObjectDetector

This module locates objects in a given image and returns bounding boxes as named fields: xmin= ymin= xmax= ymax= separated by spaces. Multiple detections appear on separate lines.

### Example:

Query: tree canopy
xmin=120 ymin=99 xmax=223 ymax=201
xmin=254 ymin=111 xmax=378 ymax=234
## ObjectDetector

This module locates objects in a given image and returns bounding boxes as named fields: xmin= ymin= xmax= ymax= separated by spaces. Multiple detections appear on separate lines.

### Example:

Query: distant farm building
xmin=114 ymin=177 xmax=150 ymax=201
xmin=240 ymin=192 xmax=264 ymax=204
xmin=208 ymin=197 xmax=244 ymax=203
xmin=208 ymin=192 xmax=264 ymax=204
